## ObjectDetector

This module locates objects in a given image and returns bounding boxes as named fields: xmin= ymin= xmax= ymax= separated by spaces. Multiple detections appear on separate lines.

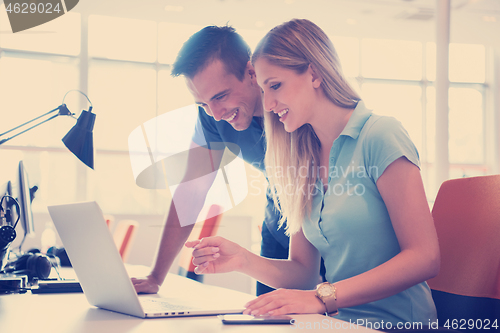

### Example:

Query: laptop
xmin=47 ymin=201 xmax=246 ymax=318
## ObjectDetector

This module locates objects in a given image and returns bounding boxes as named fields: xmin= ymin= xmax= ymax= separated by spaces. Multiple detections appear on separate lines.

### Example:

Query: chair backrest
xmin=427 ymin=175 xmax=500 ymax=321
xmin=112 ymin=219 xmax=139 ymax=262
xmin=104 ymin=214 xmax=115 ymax=230
xmin=178 ymin=204 xmax=223 ymax=282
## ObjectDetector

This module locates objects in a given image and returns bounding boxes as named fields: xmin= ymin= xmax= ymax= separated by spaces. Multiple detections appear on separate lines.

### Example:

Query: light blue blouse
xmin=302 ymin=101 xmax=437 ymax=325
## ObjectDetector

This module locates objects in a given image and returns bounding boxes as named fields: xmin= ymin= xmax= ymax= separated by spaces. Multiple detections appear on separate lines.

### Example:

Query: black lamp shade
xmin=62 ymin=110 xmax=96 ymax=169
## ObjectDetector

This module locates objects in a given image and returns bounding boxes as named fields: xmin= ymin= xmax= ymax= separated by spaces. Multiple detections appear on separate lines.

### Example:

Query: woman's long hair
xmin=252 ymin=19 xmax=360 ymax=235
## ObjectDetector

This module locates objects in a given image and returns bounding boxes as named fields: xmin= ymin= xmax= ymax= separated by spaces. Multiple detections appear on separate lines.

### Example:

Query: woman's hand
xmin=243 ymin=289 xmax=325 ymax=316
xmin=184 ymin=236 xmax=247 ymax=275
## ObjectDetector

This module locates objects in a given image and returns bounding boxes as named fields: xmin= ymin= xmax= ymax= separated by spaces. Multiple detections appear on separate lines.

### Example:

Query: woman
xmin=186 ymin=19 xmax=439 ymax=325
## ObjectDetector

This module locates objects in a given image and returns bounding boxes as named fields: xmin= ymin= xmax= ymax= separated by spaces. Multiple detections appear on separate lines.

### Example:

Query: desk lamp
xmin=0 ymin=90 xmax=96 ymax=272
xmin=0 ymin=90 xmax=96 ymax=169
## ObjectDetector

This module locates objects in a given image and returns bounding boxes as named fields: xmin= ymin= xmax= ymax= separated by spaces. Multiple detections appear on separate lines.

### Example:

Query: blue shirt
xmin=302 ymin=101 xmax=437 ymax=324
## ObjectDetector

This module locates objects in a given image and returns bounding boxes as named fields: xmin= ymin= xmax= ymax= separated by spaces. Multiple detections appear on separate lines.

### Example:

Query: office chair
xmin=112 ymin=219 xmax=139 ymax=263
xmin=427 ymin=175 xmax=500 ymax=328
xmin=104 ymin=214 xmax=115 ymax=230
xmin=178 ymin=204 xmax=223 ymax=282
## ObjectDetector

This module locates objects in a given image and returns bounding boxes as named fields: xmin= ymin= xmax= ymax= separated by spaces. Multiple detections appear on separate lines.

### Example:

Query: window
xmin=331 ymin=36 xmax=359 ymax=78
xmin=0 ymin=10 xmax=80 ymax=55
xmin=158 ymin=22 xmax=202 ymax=64
xmin=426 ymin=42 xmax=486 ymax=83
xmin=0 ymin=15 xmax=492 ymax=215
xmin=158 ymin=69 xmax=195 ymax=111
xmin=88 ymin=154 xmax=169 ymax=215
xmin=362 ymin=83 xmax=423 ymax=154
xmin=89 ymin=15 xmax=157 ymax=63
xmin=89 ymin=60 xmax=157 ymax=151
xmin=361 ymin=38 xmax=422 ymax=80
xmin=426 ymin=87 xmax=485 ymax=165
xmin=0 ymin=55 xmax=79 ymax=147
xmin=238 ymin=28 xmax=267 ymax=52
xmin=357 ymin=37 xmax=489 ymax=197
xmin=448 ymin=87 xmax=484 ymax=164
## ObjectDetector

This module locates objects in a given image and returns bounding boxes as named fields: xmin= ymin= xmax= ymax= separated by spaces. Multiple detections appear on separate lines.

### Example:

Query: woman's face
xmin=254 ymin=58 xmax=320 ymax=133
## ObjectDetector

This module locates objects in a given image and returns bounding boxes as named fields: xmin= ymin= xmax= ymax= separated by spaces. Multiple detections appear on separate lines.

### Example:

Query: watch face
xmin=318 ymin=284 xmax=333 ymax=297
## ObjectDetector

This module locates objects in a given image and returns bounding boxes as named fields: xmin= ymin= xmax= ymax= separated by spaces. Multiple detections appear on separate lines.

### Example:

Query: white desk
xmin=0 ymin=271 xmax=377 ymax=333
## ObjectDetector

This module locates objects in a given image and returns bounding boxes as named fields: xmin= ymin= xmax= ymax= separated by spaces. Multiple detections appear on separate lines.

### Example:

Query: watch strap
xmin=323 ymin=291 xmax=338 ymax=316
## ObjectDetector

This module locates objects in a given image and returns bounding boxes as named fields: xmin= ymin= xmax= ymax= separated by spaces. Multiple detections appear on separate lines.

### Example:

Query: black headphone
xmin=1 ymin=194 xmax=20 ymax=271
xmin=3 ymin=252 xmax=52 ymax=281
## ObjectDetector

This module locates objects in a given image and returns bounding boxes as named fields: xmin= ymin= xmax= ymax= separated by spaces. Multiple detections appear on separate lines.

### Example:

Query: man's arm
xmin=132 ymin=141 xmax=224 ymax=293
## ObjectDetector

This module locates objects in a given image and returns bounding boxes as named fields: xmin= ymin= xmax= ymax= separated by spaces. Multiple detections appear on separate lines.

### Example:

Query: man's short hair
xmin=171 ymin=25 xmax=251 ymax=81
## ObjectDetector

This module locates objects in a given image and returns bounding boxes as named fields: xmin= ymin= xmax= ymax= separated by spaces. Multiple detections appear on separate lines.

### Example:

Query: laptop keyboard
xmin=141 ymin=298 xmax=194 ymax=311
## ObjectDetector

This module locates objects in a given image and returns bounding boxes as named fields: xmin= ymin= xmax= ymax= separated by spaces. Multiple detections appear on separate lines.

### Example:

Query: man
xmin=131 ymin=25 xmax=291 ymax=296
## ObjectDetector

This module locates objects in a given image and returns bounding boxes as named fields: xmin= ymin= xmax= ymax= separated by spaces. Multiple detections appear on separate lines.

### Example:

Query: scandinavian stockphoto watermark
xmin=3 ymin=0 xmax=79 ymax=33
xmin=249 ymin=162 xmax=379 ymax=199
xmin=128 ymin=104 xmax=248 ymax=227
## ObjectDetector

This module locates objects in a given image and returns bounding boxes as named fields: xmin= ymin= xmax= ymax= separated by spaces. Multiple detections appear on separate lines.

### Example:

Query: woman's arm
xmin=333 ymin=156 xmax=440 ymax=308
xmin=244 ymin=156 xmax=440 ymax=315
xmin=185 ymin=224 xmax=321 ymax=290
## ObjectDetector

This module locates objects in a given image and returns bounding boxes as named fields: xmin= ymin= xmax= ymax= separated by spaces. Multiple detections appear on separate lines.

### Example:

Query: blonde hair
xmin=252 ymin=19 xmax=360 ymax=235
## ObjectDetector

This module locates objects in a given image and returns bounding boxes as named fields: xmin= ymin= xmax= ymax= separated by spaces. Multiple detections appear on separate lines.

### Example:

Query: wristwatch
xmin=315 ymin=282 xmax=338 ymax=316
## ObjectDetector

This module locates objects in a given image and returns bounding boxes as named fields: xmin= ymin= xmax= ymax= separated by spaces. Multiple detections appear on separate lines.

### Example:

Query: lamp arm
xmin=0 ymin=105 xmax=73 ymax=145
xmin=0 ymin=106 xmax=61 ymax=138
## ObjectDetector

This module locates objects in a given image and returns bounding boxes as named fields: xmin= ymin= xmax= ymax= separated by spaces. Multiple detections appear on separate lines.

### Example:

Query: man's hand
xmin=131 ymin=275 xmax=161 ymax=294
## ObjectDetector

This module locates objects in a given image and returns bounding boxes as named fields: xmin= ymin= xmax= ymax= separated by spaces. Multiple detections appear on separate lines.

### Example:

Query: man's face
xmin=186 ymin=59 xmax=263 ymax=131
